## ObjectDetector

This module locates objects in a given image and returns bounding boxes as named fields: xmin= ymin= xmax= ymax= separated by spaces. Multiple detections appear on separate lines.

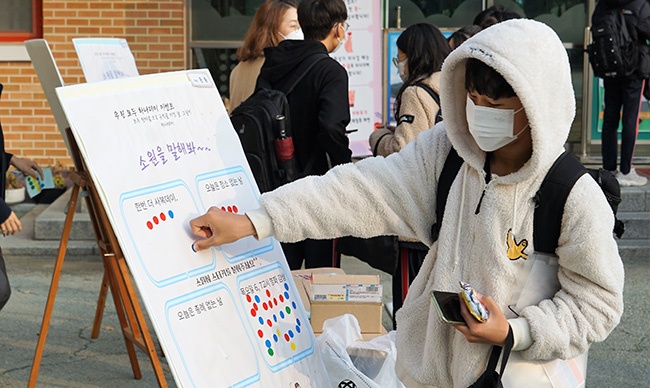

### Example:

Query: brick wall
xmin=0 ymin=0 xmax=186 ymax=168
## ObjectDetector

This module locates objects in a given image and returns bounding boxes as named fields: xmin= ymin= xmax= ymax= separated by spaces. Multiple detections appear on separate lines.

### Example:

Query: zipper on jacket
xmin=475 ymin=154 xmax=492 ymax=215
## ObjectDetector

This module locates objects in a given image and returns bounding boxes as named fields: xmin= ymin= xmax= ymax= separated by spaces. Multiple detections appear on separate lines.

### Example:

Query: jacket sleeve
xmin=316 ymin=62 xmax=352 ymax=167
xmin=636 ymin=1 xmax=650 ymax=41
xmin=369 ymin=86 xmax=439 ymax=157
xmin=518 ymin=174 xmax=624 ymax=360
xmin=256 ymin=127 xmax=451 ymax=244
xmin=0 ymin=199 xmax=11 ymax=225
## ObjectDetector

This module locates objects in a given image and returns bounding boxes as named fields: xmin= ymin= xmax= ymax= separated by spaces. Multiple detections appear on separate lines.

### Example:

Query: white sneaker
xmin=616 ymin=168 xmax=648 ymax=187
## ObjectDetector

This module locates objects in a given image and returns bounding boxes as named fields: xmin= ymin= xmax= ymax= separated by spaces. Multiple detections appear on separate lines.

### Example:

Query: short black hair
xmin=473 ymin=5 xmax=521 ymax=29
xmin=298 ymin=0 xmax=348 ymax=41
xmin=448 ymin=24 xmax=482 ymax=50
xmin=465 ymin=58 xmax=516 ymax=99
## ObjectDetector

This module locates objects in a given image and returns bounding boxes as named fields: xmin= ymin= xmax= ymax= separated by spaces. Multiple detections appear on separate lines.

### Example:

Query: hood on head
xmin=440 ymin=19 xmax=575 ymax=180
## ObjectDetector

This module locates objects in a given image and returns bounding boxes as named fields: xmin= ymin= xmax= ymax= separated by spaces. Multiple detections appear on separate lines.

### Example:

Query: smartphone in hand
xmin=431 ymin=291 xmax=466 ymax=325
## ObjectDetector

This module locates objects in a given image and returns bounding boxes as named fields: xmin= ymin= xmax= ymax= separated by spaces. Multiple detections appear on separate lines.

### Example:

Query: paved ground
xmin=0 ymin=253 xmax=648 ymax=387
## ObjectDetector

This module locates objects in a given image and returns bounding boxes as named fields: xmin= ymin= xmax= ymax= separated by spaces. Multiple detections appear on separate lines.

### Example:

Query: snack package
xmin=459 ymin=281 xmax=489 ymax=322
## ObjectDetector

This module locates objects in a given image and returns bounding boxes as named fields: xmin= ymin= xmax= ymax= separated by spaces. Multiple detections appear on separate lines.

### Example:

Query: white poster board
xmin=56 ymin=70 xmax=327 ymax=387
xmin=72 ymin=38 xmax=139 ymax=82
xmin=330 ymin=1 xmax=382 ymax=158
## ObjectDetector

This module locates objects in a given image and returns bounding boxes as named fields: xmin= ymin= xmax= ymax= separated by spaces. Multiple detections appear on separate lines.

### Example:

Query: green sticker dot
xmin=267 ymin=348 xmax=274 ymax=356
xmin=285 ymin=306 xmax=291 ymax=314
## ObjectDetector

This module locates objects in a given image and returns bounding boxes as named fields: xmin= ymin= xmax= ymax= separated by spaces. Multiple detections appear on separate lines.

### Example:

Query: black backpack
xmin=230 ymin=53 xmax=328 ymax=193
xmin=431 ymin=149 xmax=624 ymax=255
xmin=587 ymin=6 xmax=637 ymax=78
xmin=414 ymin=83 xmax=443 ymax=124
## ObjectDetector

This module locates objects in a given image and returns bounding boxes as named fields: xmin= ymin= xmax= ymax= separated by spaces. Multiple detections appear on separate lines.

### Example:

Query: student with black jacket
xmin=256 ymin=0 xmax=352 ymax=270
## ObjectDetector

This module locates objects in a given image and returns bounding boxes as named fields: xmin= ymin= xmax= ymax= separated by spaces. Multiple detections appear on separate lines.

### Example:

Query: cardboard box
xmin=310 ymin=274 xmax=383 ymax=303
xmin=290 ymin=268 xmax=385 ymax=335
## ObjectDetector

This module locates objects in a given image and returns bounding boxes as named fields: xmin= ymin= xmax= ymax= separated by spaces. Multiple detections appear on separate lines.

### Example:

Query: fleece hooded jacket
xmin=247 ymin=20 xmax=624 ymax=387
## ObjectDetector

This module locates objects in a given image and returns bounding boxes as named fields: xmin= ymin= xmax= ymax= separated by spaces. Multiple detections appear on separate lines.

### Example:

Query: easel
xmin=28 ymin=128 xmax=168 ymax=387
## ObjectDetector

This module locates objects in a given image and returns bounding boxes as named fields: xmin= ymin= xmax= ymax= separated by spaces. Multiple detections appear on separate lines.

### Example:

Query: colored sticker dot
xmin=279 ymin=295 xmax=284 ymax=303
xmin=296 ymin=325 xmax=301 ymax=333
xmin=253 ymin=303 xmax=258 ymax=311
xmin=146 ymin=221 xmax=153 ymax=230
xmin=267 ymin=319 xmax=272 ymax=327
xmin=273 ymin=298 xmax=278 ymax=306
xmin=262 ymin=302 xmax=268 ymax=310
xmin=153 ymin=216 xmax=159 ymax=225
xmin=268 ymin=299 xmax=273 ymax=308
xmin=168 ymin=210 xmax=174 ymax=219
xmin=258 ymin=317 xmax=264 ymax=325
xmin=280 ymin=311 xmax=285 ymax=319
xmin=284 ymin=333 xmax=290 ymax=342
xmin=160 ymin=212 xmax=166 ymax=221
xmin=257 ymin=330 xmax=263 ymax=338
xmin=296 ymin=318 xmax=301 ymax=326
xmin=273 ymin=334 xmax=278 ymax=342
xmin=227 ymin=206 xmax=233 ymax=212
xmin=273 ymin=314 xmax=277 ymax=322
xmin=265 ymin=339 xmax=271 ymax=348
xmin=276 ymin=329 xmax=281 ymax=337
xmin=250 ymin=308 xmax=256 ymax=317
xmin=288 ymin=330 xmax=294 ymax=338
xmin=284 ymin=291 xmax=290 ymax=300
xmin=291 ymin=342 xmax=297 ymax=351
xmin=246 ymin=294 xmax=251 ymax=303
xmin=221 ymin=206 xmax=226 ymax=211
xmin=268 ymin=348 xmax=274 ymax=356
xmin=284 ymin=283 xmax=289 ymax=291
xmin=292 ymin=301 xmax=297 ymax=309
xmin=285 ymin=306 xmax=291 ymax=314
xmin=266 ymin=289 xmax=271 ymax=297
xmin=40 ymin=182 xmax=44 ymax=188
xmin=233 ymin=205 xmax=238 ymax=213
xmin=254 ymin=295 xmax=260 ymax=303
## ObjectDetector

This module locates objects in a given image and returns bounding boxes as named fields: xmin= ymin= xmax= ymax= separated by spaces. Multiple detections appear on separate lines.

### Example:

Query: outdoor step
xmin=616 ymin=239 xmax=650 ymax=260
xmin=33 ymin=187 xmax=95 ymax=241
xmin=619 ymin=185 xmax=649 ymax=212
xmin=617 ymin=211 xmax=650 ymax=240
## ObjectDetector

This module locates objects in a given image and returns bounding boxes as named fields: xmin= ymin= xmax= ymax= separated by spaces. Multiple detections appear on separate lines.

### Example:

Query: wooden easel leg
xmin=91 ymin=271 xmax=109 ymax=339
xmin=28 ymin=184 xmax=81 ymax=388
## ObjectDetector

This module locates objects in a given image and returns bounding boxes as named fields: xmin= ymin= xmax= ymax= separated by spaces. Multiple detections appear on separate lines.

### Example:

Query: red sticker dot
xmin=160 ymin=212 xmax=166 ymax=221
xmin=250 ymin=308 xmax=256 ymax=317
xmin=266 ymin=289 xmax=271 ymax=297
xmin=284 ymin=333 xmax=290 ymax=342
xmin=273 ymin=298 xmax=278 ymax=306
xmin=263 ymin=302 xmax=268 ymax=310
xmin=279 ymin=295 xmax=284 ymax=302
xmin=246 ymin=294 xmax=251 ymax=303
xmin=233 ymin=205 xmax=238 ymax=213
xmin=221 ymin=206 xmax=226 ymax=211
xmin=267 ymin=319 xmax=273 ymax=327
xmin=257 ymin=329 xmax=264 ymax=338
xmin=153 ymin=216 xmax=159 ymax=225
xmin=227 ymin=206 xmax=232 ymax=212
xmin=254 ymin=303 xmax=259 ymax=311
xmin=146 ymin=221 xmax=153 ymax=230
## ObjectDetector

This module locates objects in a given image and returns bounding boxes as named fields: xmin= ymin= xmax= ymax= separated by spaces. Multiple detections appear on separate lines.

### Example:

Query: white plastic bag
xmin=316 ymin=314 xmax=404 ymax=388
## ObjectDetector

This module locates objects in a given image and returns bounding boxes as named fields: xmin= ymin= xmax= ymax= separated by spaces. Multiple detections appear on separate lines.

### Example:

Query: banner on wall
xmin=56 ymin=70 xmax=327 ymax=387
xmin=330 ymin=1 xmax=382 ymax=157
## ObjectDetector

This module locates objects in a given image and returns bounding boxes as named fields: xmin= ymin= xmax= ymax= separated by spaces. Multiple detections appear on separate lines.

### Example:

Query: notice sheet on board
xmin=56 ymin=69 xmax=327 ymax=387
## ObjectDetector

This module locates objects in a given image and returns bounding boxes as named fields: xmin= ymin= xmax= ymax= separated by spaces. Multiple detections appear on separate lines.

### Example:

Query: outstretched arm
xmin=10 ymin=156 xmax=43 ymax=180
xmin=189 ymin=206 xmax=257 ymax=251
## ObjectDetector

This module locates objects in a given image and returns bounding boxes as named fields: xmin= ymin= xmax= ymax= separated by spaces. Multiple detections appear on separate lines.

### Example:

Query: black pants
xmin=602 ymin=77 xmax=645 ymax=174
xmin=0 ymin=248 xmax=11 ymax=311
xmin=282 ymin=239 xmax=338 ymax=270
xmin=392 ymin=241 xmax=428 ymax=329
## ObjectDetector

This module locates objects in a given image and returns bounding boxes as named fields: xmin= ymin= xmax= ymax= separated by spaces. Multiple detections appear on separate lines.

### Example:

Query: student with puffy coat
xmin=190 ymin=20 xmax=623 ymax=387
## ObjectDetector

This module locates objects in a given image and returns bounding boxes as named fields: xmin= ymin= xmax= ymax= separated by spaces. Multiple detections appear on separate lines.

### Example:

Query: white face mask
xmin=332 ymin=23 xmax=347 ymax=52
xmin=397 ymin=59 xmax=408 ymax=82
xmin=280 ymin=28 xmax=304 ymax=41
xmin=466 ymin=97 xmax=527 ymax=152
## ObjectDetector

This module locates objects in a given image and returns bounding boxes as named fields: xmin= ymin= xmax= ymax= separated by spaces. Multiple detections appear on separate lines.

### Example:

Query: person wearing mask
xmin=0 ymin=83 xmax=44 ymax=311
xmin=189 ymin=20 xmax=623 ymax=386
xmin=595 ymin=0 xmax=650 ymax=186
xmin=255 ymin=0 xmax=352 ymax=270
xmin=228 ymin=0 xmax=300 ymax=114
xmin=368 ymin=23 xmax=451 ymax=326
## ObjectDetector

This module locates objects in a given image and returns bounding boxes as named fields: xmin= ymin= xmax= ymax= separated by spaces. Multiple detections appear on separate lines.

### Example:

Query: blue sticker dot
xmin=288 ymin=330 xmax=294 ymax=338
xmin=40 ymin=183 xmax=44 ymax=188
xmin=296 ymin=325 xmax=301 ymax=333
xmin=168 ymin=210 xmax=174 ymax=219
xmin=284 ymin=291 xmax=290 ymax=299
xmin=273 ymin=334 xmax=278 ymax=342
xmin=254 ymin=295 xmax=260 ymax=303
xmin=296 ymin=318 xmax=301 ymax=326
xmin=292 ymin=301 xmax=297 ymax=309
xmin=265 ymin=339 xmax=271 ymax=348
xmin=284 ymin=283 xmax=289 ymax=291
xmin=273 ymin=314 xmax=277 ymax=322
xmin=258 ymin=317 xmax=264 ymax=325
xmin=279 ymin=311 xmax=285 ymax=319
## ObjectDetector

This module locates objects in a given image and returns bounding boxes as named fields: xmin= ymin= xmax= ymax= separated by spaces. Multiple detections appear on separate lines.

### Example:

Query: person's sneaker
xmin=616 ymin=168 xmax=648 ymax=187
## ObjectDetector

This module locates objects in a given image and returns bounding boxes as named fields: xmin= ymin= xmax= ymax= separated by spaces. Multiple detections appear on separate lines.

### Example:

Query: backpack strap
xmin=258 ymin=53 xmax=329 ymax=95
xmin=414 ymin=82 xmax=443 ymax=124
xmin=532 ymin=151 xmax=586 ymax=255
xmin=430 ymin=147 xmax=464 ymax=242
